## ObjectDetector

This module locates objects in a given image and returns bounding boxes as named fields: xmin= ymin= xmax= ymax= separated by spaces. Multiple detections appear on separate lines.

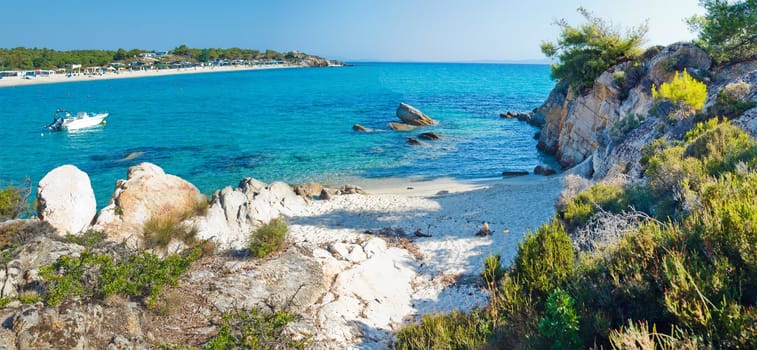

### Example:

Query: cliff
xmin=535 ymin=42 xmax=757 ymax=180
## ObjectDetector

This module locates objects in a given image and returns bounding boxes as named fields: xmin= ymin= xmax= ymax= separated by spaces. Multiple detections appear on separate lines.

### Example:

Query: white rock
xmin=37 ymin=165 xmax=96 ymax=235
xmin=346 ymin=245 xmax=367 ymax=263
xmin=362 ymin=238 xmax=387 ymax=258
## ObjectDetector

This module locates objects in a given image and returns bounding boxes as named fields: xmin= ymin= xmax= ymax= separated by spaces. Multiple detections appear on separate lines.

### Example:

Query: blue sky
xmin=0 ymin=0 xmax=703 ymax=62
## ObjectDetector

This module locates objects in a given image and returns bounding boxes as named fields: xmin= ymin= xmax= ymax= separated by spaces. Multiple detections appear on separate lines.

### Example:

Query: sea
xmin=0 ymin=63 xmax=556 ymax=208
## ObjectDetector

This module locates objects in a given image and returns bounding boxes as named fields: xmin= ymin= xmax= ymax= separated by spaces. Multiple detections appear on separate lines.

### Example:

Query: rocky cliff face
xmin=535 ymin=42 xmax=757 ymax=180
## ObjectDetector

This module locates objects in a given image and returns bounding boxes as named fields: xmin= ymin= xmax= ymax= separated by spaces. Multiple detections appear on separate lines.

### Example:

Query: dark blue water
xmin=0 ymin=63 xmax=555 ymax=207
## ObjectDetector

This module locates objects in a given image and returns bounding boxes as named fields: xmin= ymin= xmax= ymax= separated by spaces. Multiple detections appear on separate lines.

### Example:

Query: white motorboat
xmin=47 ymin=109 xmax=108 ymax=131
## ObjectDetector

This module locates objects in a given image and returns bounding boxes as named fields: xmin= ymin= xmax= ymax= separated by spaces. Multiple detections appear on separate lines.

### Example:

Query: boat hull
xmin=62 ymin=113 xmax=108 ymax=130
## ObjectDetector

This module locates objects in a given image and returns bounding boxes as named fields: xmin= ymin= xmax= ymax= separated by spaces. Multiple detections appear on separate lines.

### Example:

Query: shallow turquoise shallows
xmin=0 ymin=63 xmax=556 ymax=208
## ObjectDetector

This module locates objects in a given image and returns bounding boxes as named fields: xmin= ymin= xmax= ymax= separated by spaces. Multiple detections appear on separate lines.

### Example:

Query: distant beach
xmin=0 ymin=64 xmax=302 ymax=88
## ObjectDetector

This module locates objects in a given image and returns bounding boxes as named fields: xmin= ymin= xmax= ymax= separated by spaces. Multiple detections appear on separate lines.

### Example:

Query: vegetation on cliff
xmin=687 ymin=0 xmax=757 ymax=64
xmin=540 ymin=7 xmax=648 ymax=92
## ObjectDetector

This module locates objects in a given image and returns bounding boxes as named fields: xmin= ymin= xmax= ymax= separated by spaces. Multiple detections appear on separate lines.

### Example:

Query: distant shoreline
xmin=0 ymin=64 xmax=312 ymax=88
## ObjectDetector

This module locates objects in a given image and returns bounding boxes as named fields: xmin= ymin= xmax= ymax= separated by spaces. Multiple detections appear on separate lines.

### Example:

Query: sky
xmin=0 ymin=0 xmax=704 ymax=62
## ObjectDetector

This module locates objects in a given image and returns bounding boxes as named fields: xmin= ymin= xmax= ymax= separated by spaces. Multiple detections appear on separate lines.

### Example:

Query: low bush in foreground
xmin=393 ymin=310 xmax=492 ymax=350
xmin=203 ymin=308 xmax=307 ymax=350
xmin=39 ymin=247 xmax=201 ymax=307
xmin=249 ymin=218 xmax=288 ymax=258
xmin=0 ymin=181 xmax=31 ymax=221
xmin=395 ymin=118 xmax=757 ymax=349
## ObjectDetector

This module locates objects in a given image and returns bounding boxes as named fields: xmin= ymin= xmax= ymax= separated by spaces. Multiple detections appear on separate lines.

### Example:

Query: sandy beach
xmin=0 ymin=64 xmax=301 ymax=88
xmin=282 ymin=174 xmax=563 ymax=347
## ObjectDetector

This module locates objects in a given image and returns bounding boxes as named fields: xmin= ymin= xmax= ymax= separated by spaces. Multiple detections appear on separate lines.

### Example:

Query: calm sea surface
xmin=0 ymin=63 xmax=555 ymax=207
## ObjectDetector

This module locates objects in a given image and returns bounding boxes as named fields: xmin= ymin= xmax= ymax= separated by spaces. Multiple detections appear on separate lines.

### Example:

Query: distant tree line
xmin=0 ymin=45 xmax=305 ymax=70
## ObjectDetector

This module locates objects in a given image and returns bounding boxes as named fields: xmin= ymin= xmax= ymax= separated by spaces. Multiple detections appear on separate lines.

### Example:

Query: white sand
xmin=285 ymin=175 xmax=563 ymax=347
xmin=0 ymin=64 xmax=300 ymax=88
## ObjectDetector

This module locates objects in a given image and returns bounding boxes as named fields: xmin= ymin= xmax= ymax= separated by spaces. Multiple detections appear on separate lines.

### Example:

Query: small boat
xmin=47 ymin=109 xmax=109 ymax=131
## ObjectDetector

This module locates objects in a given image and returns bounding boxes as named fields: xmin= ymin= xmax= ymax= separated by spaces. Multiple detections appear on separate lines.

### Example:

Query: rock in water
xmin=396 ymin=103 xmax=436 ymax=126
xmin=418 ymin=132 xmax=440 ymax=140
xmin=534 ymin=164 xmax=557 ymax=176
xmin=502 ymin=171 xmax=529 ymax=177
xmin=37 ymin=165 xmax=96 ymax=235
xmin=93 ymin=162 xmax=206 ymax=244
xmin=388 ymin=122 xmax=417 ymax=131
xmin=502 ymin=170 xmax=528 ymax=177
xmin=352 ymin=124 xmax=369 ymax=132
xmin=406 ymin=138 xmax=422 ymax=146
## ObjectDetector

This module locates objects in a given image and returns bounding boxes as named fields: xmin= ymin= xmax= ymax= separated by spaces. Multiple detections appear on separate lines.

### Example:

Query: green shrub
xmin=709 ymin=82 xmax=756 ymax=119
xmin=684 ymin=120 xmax=756 ymax=174
xmin=249 ymin=219 xmax=287 ymax=258
xmin=538 ymin=289 xmax=581 ymax=350
xmin=394 ymin=309 xmax=492 ymax=350
xmin=17 ymin=291 xmax=40 ymax=304
xmin=609 ymin=114 xmax=643 ymax=142
xmin=482 ymin=254 xmax=505 ymax=288
xmin=540 ymin=7 xmax=647 ymax=92
xmin=63 ymin=230 xmax=106 ymax=247
xmin=203 ymin=308 xmax=307 ymax=350
xmin=652 ymin=69 xmax=708 ymax=114
xmin=512 ymin=220 xmax=575 ymax=300
xmin=560 ymin=183 xmax=630 ymax=228
xmin=0 ymin=185 xmax=27 ymax=221
xmin=40 ymin=247 xmax=201 ymax=307
xmin=612 ymin=70 xmax=626 ymax=86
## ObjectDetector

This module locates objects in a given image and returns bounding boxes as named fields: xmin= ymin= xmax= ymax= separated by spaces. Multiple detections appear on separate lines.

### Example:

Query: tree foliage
xmin=541 ymin=7 xmax=648 ymax=92
xmin=0 ymin=46 xmax=311 ymax=70
xmin=688 ymin=0 xmax=757 ymax=64
xmin=652 ymin=69 xmax=708 ymax=113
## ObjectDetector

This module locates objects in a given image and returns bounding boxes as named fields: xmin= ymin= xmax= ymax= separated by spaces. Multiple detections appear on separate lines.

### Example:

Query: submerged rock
xmin=406 ymin=137 xmax=423 ymax=146
xmin=388 ymin=122 xmax=417 ymax=131
xmin=37 ymin=165 xmax=96 ymax=235
xmin=502 ymin=171 xmax=529 ymax=177
xmin=418 ymin=132 xmax=441 ymax=140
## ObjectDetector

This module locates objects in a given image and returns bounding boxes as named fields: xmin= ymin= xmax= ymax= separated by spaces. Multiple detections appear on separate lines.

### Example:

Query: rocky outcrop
xmin=396 ymin=103 xmax=436 ymax=126
xmin=418 ymin=132 xmax=440 ymax=140
xmin=195 ymin=178 xmax=306 ymax=249
xmin=204 ymin=247 xmax=331 ymax=314
xmin=352 ymin=124 xmax=369 ymax=132
xmin=295 ymin=182 xmax=325 ymax=200
xmin=534 ymin=164 xmax=557 ymax=176
xmin=93 ymin=163 xmax=207 ymax=245
xmin=389 ymin=122 xmax=417 ymax=131
xmin=536 ymin=43 xmax=712 ymax=170
xmin=501 ymin=111 xmax=544 ymax=127
xmin=36 ymin=165 xmax=96 ymax=235
xmin=0 ymin=235 xmax=83 ymax=299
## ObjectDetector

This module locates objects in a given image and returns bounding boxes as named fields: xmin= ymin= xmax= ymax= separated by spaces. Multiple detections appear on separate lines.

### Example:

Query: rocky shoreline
xmin=0 ymin=162 xmax=562 ymax=349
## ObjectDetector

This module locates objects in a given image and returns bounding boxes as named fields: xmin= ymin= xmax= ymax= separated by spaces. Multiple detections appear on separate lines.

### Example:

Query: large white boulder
xmin=37 ymin=165 xmax=96 ymax=235
xmin=195 ymin=178 xmax=306 ymax=250
xmin=93 ymin=162 xmax=206 ymax=244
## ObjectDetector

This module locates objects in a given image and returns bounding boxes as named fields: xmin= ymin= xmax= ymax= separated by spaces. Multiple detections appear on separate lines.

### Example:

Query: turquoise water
xmin=0 ymin=63 xmax=555 ymax=208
